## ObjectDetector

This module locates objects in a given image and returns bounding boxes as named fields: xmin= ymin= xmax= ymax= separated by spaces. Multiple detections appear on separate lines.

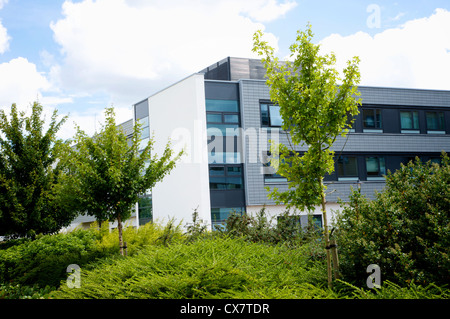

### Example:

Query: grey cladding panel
xmin=118 ymin=119 xmax=134 ymax=136
xmin=229 ymin=57 xmax=251 ymax=81
xmin=205 ymin=81 xmax=239 ymax=100
xmin=135 ymin=99 xmax=149 ymax=119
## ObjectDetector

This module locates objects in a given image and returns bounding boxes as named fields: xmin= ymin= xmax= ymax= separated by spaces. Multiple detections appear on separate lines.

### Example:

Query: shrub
xmin=93 ymin=220 xmax=183 ymax=256
xmin=0 ymin=282 xmax=54 ymax=299
xmin=335 ymin=153 xmax=450 ymax=286
xmin=222 ymin=206 xmax=322 ymax=247
xmin=0 ymin=230 xmax=105 ymax=288
xmin=52 ymin=236 xmax=328 ymax=299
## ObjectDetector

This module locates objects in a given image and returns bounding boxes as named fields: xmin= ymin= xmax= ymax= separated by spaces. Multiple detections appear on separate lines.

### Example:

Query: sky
xmin=0 ymin=0 xmax=449 ymax=139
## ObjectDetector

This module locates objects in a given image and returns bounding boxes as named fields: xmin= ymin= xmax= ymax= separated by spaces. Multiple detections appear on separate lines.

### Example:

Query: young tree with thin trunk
xmin=253 ymin=24 xmax=361 ymax=288
xmin=64 ymin=107 xmax=183 ymax=255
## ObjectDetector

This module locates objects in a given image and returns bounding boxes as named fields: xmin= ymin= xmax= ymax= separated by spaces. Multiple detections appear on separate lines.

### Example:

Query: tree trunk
xmin=117 ymin=214 xmax=124 ymax=256
xmin=320 ymin=177 xmax=333 ymax=289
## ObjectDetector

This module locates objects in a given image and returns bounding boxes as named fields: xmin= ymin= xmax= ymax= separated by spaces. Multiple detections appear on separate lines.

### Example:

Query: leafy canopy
xmin=0 ymin=102 xmax=76 ymax=238
xmin=252 ymin=24 xmax=361 ymax=211
xmin=63 ymin=107 xmax=183 ymax=235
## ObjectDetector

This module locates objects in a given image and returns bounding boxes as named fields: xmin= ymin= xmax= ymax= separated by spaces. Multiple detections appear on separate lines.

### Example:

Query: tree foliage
xmin=63 ymin=107 xmax=183 ymax=255
xmin=335 ymin=153 xmax=450 ymax=286
xmin=0 ymin=102 xmax=77 ymax=238
xmin=252 ymin=23 xmax=361 ymax=287
xmin=252 ymin=24 xmax=361 ymax=211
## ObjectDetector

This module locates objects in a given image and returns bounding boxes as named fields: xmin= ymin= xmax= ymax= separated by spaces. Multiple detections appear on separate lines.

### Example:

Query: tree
xmin=65 ymin=107 xmax=183 ymax=255
xmin=335 ymin=153 xmax=450 ymax=287
xmin=0 ymin=102 xmax=77 ymax=238
xmin=252 ymin=24 xmax=361 ymax=287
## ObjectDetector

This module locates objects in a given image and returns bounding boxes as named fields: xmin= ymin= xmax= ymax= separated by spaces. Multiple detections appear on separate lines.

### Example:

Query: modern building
xmin=72 ymin=57 xmax=450 ymax=231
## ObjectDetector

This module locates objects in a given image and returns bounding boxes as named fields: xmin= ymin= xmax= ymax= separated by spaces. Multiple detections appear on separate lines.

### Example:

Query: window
xmin=400 ymin=111 xmax=419 ymax=133
xmin=206 ymin=99 xmax=239 ymax=112
xmin=138 ymin=195 xmax=152 ymax=225
xmin=209 ymin=165 xmax=243 ymax=190
xmin=262 ymin=161 xmax=287 ymax=184
xmin=137 ymin=116 xmax=150 ymax=148
xmin=363 ymin=109 xmax=382 ymax=132
xmin=337 ymin=156 xmax=358 ymax=181
xmin=208 ymin=151 xmax=242 ymax=164
xmin=366 ymin=157 xmax=386 ymax=180
xmin=426 ymin=112 xmax=445 ymax=134
xmin=206 ymin=99 xmax=240 ymax=136
xmin=211 ymin=207 xmax=245 ymax=228
xmin=261 ymin=103 xmax=282 ymax=127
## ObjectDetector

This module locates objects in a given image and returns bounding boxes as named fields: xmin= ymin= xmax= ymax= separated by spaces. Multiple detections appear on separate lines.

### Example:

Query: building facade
xmin=129 ymin=57 xmax=450 ymax=230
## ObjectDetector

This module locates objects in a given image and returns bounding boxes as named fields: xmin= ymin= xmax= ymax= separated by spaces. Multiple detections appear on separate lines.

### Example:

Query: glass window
xmin=400 ymin=111 xmax=419 ymax=130
xmin=224 ymin=114 xmax=239 ymax=123
xmin=207 ymin=124 xmax=240 ymax=136
xmin=337 ymin=156 xmax=358 ymax=178
xmin=137 ymin=116 xmax=149 ymax=128
xmin=363 ymin=109 xmax=382 ymax=129
xmin=209 ymin=176 xmax=242 ymax=190
xmin=263 ymin=161 xmax=288 ymax=184
xmin=139 ymin=137 xmax=150 ymax=151
xmin=426 ymin=112 xmax=445 ymax=132
xmin=206 ymin=99 xmax=239 ymax=112
xmin=261 ymin=104 xmax=269 ymax=126
xmin=227 ymin=166 xmax=241 ymax=175
xmin=209 ymin=177 xmax=228 ymax=189
xmin=140 ymin=126 xmax=149 ymax=139
xmin=138 ymin=195 xmax=152 ymax=225
xmin=366 ymin=157 xmax=386 ymax=179
xmin=208 ymin=152 xmax=242 ymax=164
xmin=211 ymin=207 xmax=245 ymax=227
xmin=209 ymin=166 xmax=225 ymax=175
xmin=207 ymin=113 xmax=222 ymax=123
xmin=269 ymin=105 xmax=282 ymax=127
xmin=430 ymin=158 xmax=441 ymax=165
xmin=261 ymin=103 xmax=282 ymax=127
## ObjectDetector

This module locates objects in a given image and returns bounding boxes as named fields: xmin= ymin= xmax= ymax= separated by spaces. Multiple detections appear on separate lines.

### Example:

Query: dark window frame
xmin=337 ymin=156 xmax=359 ymax=180
xmin=362 ymin=108 xmax=383 ymax=131
xmin=209 ymin=164 xmax=244 ymax=190
xmin=260 ymin=102 xmax=282 ymax=128
xmin=425 ymin=111 xmax=445 ymax=133
xmin=365 ymin=156 xmax=386 ymax=180
xmin=400 ymin=110 xmax=420 ymax=133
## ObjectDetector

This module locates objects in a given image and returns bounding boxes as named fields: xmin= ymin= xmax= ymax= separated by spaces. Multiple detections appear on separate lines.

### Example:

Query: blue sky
xmin=0 ymin=0 xmax=449 ymax=139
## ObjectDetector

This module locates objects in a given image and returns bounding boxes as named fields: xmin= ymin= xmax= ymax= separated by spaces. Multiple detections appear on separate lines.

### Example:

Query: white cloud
xmin=0 ymin=57 xmax=51 ymax=109
xmin=0 ymin=21 xmax=9 ymax=53
xmin=318 ymin=8 xmax=450 ymax=90
xmin=0 ymin=0 xmax=8 ymax=10
xmin=50 ymin=0 xmax=285 ymax=106
xmin=0 ymin=0 xmax=10 ymax=54
xmin=239 ymin=0 xmax=298 ymax=22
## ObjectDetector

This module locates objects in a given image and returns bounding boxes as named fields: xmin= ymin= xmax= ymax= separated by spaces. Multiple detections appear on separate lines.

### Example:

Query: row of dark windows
xmin=264 ymin=154 xmax=442 ymax=184
xmin=260 ymin=101 xmax=449 ymax=134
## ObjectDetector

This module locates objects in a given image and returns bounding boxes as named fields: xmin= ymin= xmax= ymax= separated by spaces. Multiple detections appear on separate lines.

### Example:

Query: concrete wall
xmin=147 ymin=73 xmax=212 ymax=229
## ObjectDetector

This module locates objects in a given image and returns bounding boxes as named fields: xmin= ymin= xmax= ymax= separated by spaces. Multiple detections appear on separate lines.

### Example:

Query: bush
xmin=0 ymin=282 xmax=54 ymax=299
xmin=93 ymin=220 xmax=183 ymax=256
xmin=52 ymin=236 xmax=328 ymax=299
xmin=222 ymin=207 xmax=322 ymax=246
xmin=0 ymin=230 xmax=105 ymax=288
xmin=335 ymin=153 xmax=450 ymax=286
